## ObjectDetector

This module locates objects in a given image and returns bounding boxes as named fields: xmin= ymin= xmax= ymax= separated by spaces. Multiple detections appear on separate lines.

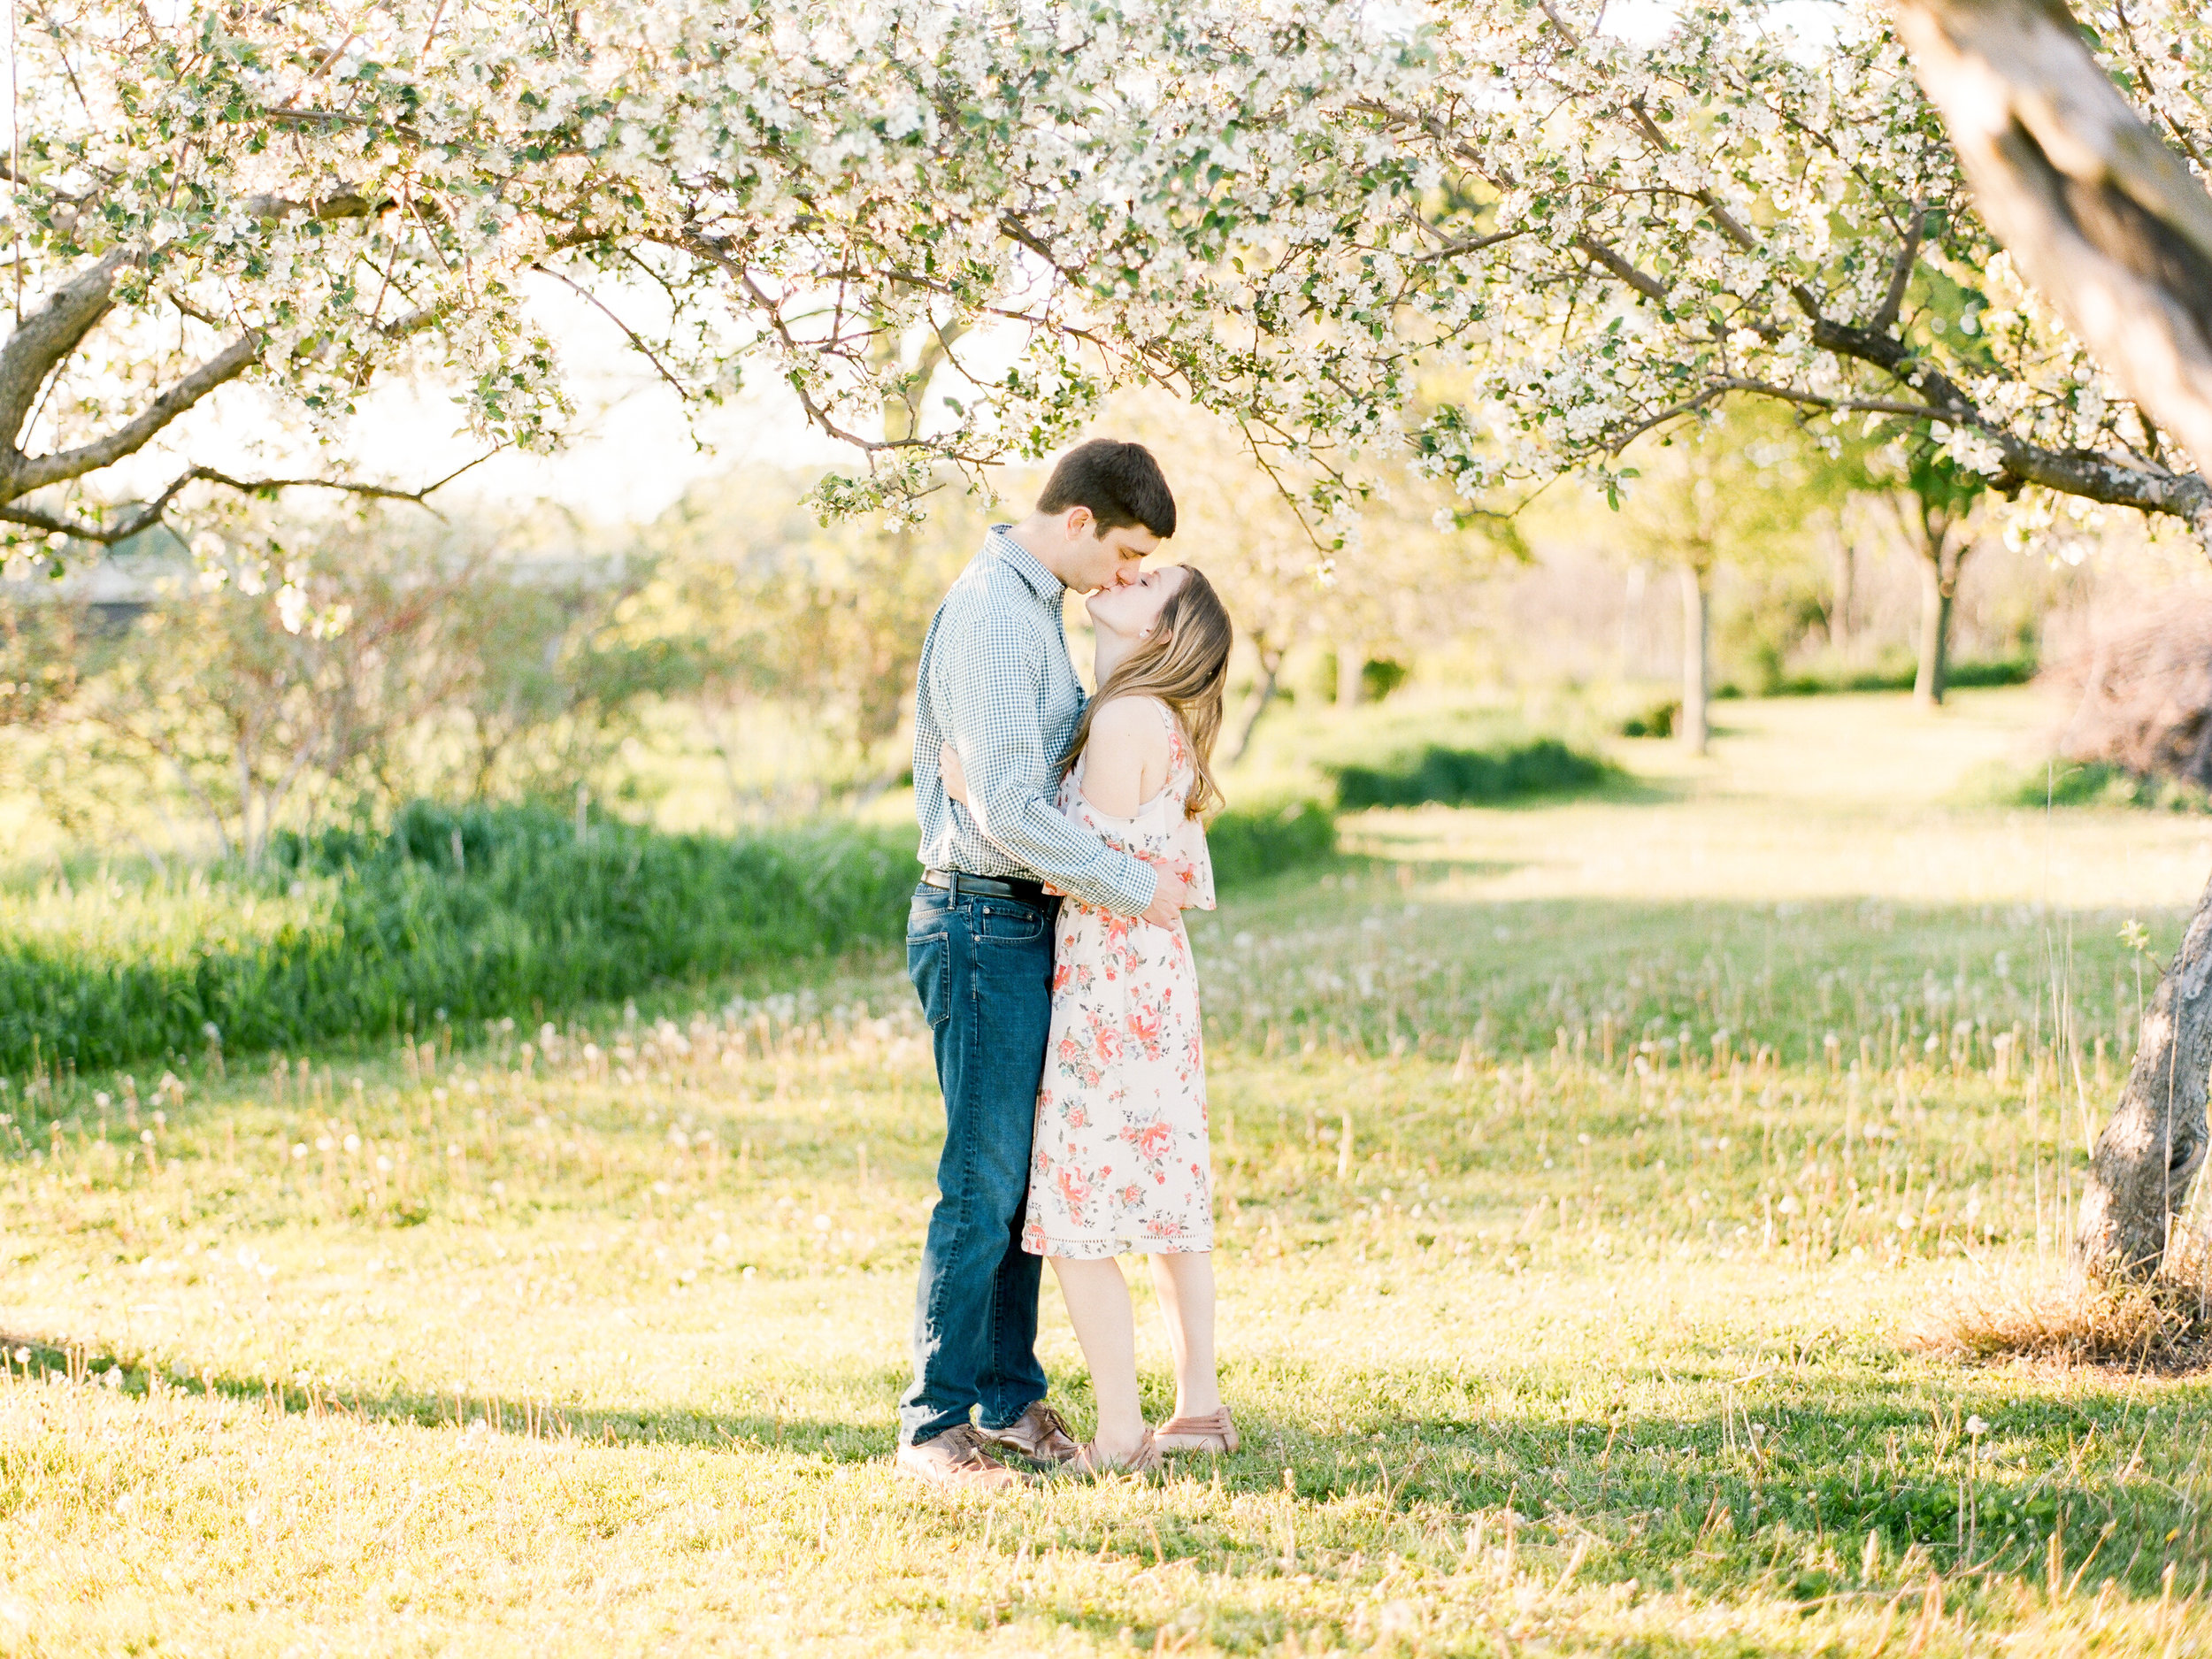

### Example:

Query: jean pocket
xmin=908 ymin=933 xmax=952 ymax=1030
xmin=975 ymin=901 xmax=1048 ymax=943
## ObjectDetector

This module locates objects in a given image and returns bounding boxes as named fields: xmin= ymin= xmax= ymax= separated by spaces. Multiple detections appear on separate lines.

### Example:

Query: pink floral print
xmin=1023 ymin=700 xmax=1217 ymax=1260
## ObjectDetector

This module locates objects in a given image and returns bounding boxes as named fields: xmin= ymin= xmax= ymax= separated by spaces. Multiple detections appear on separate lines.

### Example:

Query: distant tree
xmin=638 ymin=465 xmax=982 ymax=810
xmin=42 ymin=510 xmax=681 ymax=862
xmin=1609 ymin=405 xmax=1844 ymax=753
xmin=1887 ymin=444 xmax=1993 ymax=707
xmin=0 ymin=585 xmax=81 ymax=732
xmin=78 ymin=568 xmax=346 ymax=869
xmin=435 ymin=564 xmax=693 ymax=806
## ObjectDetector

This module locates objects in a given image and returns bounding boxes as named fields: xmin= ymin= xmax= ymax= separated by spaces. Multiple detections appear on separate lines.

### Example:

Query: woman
xmin=945 ymin=563 xmax=1237 ymax=1473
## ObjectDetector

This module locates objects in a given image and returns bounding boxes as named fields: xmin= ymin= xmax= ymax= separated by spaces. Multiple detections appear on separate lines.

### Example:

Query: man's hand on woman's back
xmin=1141 ymin=868 xmax=1190 ymax=929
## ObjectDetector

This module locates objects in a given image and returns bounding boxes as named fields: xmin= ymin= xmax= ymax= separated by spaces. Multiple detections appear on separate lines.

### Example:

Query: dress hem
xmin=1025 ymin=1236 xmax=1213 ymax=1260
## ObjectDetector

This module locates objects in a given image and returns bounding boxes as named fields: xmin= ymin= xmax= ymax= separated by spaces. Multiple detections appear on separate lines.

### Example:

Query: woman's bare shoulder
xmin=1088 ymin=694 xmax=1173 ymax=744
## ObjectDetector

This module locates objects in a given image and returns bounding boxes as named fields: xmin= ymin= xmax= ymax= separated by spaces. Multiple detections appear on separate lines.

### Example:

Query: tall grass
xmin=3 ymin=797 xmax=1341 ymax=1077
xmin=1 ymin=802 xmax=918 ymax=1076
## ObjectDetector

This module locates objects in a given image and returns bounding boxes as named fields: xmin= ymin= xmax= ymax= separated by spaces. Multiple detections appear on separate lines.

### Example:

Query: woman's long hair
xmin=1059 ymin=566 xmax=1233 ymax=820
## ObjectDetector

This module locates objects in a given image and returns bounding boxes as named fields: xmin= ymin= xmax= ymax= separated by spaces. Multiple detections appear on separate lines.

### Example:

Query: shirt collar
xmin=987 ymin=524 xmax=1064 ymax=605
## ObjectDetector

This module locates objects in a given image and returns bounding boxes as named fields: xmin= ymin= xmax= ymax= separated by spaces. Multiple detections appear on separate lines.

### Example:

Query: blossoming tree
xmin=12 ymin=0 xmax=2204 ymax=541
xmin=12 ymin=0 xmax=2212 ymax=1271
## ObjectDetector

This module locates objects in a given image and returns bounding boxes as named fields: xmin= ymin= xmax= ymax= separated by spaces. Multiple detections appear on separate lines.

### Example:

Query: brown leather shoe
xmin=977 ymin=1402 xmax=1081 ymax=1466
xmin=895 ymin=1425 xmax=1026 ymax=1492
xmin=1155 ymin=1405 xmax=1238 ymax=1455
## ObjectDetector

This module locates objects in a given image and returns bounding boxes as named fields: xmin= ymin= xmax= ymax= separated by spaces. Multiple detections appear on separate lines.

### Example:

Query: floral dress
xmin=1024 ymin=699 xmax=1217 ymax=1259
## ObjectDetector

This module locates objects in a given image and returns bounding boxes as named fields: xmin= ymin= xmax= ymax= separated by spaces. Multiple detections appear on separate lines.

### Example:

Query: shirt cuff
xmin=1103 ymin=856 xmax=1159 ymax=918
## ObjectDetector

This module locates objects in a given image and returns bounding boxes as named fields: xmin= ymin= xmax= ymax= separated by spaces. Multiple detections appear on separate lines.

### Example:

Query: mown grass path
xmin=3 ymin=691 xmax=2208 ymax=1655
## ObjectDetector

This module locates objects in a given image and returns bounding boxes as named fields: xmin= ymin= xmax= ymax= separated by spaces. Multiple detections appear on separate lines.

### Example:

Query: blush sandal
xmin=1070 ymin=1427 xmax=1162 ymax=1476
xmin=1154 ymin=1406 xmax=1238 ymax=1455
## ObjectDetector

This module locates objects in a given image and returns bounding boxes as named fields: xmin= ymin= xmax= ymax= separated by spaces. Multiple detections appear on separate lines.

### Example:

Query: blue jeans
xmin=900 ymin=880 xmax=1061 ymax=1446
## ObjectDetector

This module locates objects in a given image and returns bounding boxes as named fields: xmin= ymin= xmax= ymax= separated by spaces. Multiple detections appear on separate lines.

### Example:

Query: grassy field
xmin=4 ymin=688 xmax=2211 ymax=1655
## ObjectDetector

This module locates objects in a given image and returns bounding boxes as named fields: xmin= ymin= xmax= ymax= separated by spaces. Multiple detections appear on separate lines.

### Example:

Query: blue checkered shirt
xmin=912 ymin=527 xmax=1157 ymax=918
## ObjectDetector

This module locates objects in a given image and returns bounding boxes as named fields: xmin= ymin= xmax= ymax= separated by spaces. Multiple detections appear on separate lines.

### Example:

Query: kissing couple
xmin=895 ymin=438 xmax=1240 ymax=1487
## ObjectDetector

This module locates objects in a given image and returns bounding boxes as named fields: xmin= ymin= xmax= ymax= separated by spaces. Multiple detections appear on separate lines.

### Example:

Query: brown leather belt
xmin=923 ymin=868 xmax=1048 ymax=905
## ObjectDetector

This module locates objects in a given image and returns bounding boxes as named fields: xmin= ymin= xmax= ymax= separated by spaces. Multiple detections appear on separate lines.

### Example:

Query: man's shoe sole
xmin=894 ymin=1455 xmax=1027 ymax=1493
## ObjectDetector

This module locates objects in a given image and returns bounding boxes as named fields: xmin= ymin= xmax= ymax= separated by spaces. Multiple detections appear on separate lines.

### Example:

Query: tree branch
xmin=1895 ymin=0 xmax=2212 ymax=544
xmin=0 ymin=448 xmax=503 ymax=547
xmin=8 ymin=333 xmax=261 ymax=495
xmin=528 ymin=263 xmax=688 ymax=397
xmin=1572 ymin=235 xmax=1670 ymax=303
xmin=0 ymin=249 xmax=127 ymax=448
xmin=1870 ymin=204 xmax=1927 ymax=334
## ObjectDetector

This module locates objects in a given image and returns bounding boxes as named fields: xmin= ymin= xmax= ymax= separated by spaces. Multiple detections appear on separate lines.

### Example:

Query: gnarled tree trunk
xmin=1896 ymin=0 xmax=2212 ymax=1276
xmin=2073 ymin=877 xmax=2212 ymax=1276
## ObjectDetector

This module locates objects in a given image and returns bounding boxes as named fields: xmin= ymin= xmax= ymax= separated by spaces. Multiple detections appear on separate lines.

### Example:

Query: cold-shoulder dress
xmin=1022 ymin=699 xmax=1218 ymax=1259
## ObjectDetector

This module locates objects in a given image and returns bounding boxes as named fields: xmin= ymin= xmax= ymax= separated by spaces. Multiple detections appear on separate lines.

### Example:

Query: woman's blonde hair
xmin=1060 ymin=566 xmax=1233 ymax=820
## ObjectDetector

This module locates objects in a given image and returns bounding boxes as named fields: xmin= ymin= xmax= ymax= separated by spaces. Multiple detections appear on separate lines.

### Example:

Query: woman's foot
xmin=1070 ymin=1427 xmax=1161 ymax=1476
xmin=1154 ymin=1405 xmax=1237 ymax=1454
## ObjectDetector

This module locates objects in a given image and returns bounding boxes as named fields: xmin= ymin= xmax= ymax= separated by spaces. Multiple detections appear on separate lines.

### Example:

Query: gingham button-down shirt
xmin=911 ymin=527 xmax=1157 ymax=918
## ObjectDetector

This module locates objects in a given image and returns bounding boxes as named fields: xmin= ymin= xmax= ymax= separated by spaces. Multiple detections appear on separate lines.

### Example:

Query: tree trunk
xmin=1831 ymin=534 xmax=1855 ymax=652
xmin=1620 ymin=564 xmax=1647 ymax=676
xmin=1678 ymin=565 xmax=1709 ymax=757
xmin=1895 ymin=0 xmax=2212 ymax=1274
xmin=2073 ymin=872 xmax=2212 ymax=1279
xmin=1336 ymin=643 xmax=1363 ymax=710
xmin=1913 ymin=557 xmax=1952 ymax=708
xmin=1229 ymin=641 xmax=1285 ymax=765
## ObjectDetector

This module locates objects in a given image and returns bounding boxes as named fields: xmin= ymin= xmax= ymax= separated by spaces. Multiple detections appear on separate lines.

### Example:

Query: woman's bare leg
xmin=1048 ymin=1256 xmax=1148 ymax=1460
xmin=1146 ymin=1251 xmax=1221 ymax=1420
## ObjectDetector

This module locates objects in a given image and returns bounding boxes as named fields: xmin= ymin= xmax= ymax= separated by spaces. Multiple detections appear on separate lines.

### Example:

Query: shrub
xmin=1360 ymin=658 xmax=1409 ymax=702
xmin=1970 ymin=759 xmax=2212 ymax=813
xmin=1206 ymin=799 xmax=1338 ymax=887
xmin=1763 ymin=655 xmax=2037 ymax=697
xmin=1328 ymin=739 xmax=1613 ymax=810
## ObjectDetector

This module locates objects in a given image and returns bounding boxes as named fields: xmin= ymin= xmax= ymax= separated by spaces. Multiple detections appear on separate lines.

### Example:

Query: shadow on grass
xmin=0 ymin=1326 xmax=907 ymax=1461
xmin=5 ymin=1323 xmax=2198 ymax=1603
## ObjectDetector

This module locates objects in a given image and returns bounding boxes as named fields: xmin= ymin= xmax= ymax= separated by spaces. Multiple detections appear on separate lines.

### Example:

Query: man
xmin=895 ymin=439 xmax=1188 ymax=1490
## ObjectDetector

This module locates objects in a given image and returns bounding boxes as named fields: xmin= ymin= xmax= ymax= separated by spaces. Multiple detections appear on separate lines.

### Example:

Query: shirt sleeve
xmin=930 ymin=600 xmax=1159 ymax=918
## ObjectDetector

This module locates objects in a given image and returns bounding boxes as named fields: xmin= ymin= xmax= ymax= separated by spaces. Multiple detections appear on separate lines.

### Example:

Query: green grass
xmin=1 ymin=689 xmax=2208 ymax=1655
xmin=1 ymin=797 xmax=1340 ymax=1079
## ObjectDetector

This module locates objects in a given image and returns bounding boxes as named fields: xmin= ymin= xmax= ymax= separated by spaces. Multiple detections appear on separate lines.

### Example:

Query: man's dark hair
xmin=1036 ymin=438 xmax=1176 ymax=539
